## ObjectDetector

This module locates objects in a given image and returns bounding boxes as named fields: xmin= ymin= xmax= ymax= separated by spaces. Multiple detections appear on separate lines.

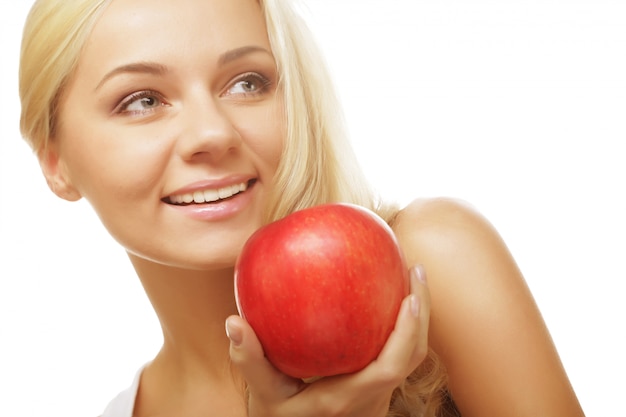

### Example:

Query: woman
xmin=19 ymin=0 xmax=584 ymax=416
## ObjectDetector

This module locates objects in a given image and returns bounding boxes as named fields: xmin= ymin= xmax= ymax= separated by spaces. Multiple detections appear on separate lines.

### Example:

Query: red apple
xmin=234 ymin=203 xmax=409 ymax=379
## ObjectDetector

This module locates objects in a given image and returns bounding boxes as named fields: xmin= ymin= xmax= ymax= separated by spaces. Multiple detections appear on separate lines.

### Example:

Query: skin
xmin=393 ymin=199 xmax=584 ymax=416
xmin=38 ymin=0 xmax=585 ymax=415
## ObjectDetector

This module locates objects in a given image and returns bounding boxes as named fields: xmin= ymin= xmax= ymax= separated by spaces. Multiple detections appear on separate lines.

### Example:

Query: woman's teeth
xmin=168 ymin=182 xmax=248 ymax=205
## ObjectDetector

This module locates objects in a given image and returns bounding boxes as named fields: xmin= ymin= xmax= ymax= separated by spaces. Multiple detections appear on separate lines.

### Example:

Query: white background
xmin=1 ymin=1 xmax=624 ymax=416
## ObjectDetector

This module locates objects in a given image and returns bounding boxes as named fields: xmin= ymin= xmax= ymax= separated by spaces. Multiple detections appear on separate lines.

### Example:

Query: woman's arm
xmin=393 ymin=197 xmax=584 ymax=417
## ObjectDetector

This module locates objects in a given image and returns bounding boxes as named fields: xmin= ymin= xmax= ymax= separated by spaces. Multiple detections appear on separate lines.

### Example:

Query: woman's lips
xmin=162 ymin=178 xmax=258 ymax=222
xmin=164 ymin=179 xmax=256 ymax=205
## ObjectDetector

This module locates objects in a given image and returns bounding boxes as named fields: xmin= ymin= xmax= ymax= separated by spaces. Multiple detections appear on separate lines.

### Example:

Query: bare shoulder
xmin=392 ymin=197 xmax=506 ymax=263
xmin=391 ymin=197 xmax=523 ymax=331
xmin=392 ymin=197 xmax=584 ymax=416
xmin=391 ymin=196 xmax=526 ymax=335
xmin=393 ymin=196 xmax=496 ymax=235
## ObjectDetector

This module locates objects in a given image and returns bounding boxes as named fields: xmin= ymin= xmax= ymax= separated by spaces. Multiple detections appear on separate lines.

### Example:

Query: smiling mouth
xmin=165 ymin=179 xmax=256 ymax=206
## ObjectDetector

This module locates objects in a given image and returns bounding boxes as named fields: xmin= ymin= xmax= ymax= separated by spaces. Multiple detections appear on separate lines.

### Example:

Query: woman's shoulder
xmin=392 ymin=196 xmax=521 ymax=297
xmin=392 ymin=196 xmax=504 ymax=256
xmin=391 ymin=198 xmax=583 ymax=415
xmin=391 ymin=196 xmax=526 ymax=351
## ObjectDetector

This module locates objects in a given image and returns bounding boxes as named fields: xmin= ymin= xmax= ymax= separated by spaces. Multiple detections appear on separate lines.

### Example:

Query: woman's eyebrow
xmin=95 ymin=62 xmax=168 ymax=92
xmin=217 ymin=45 xmax=272 ymax=66
xmin=94 ymin=46 xmax=272 ymax=92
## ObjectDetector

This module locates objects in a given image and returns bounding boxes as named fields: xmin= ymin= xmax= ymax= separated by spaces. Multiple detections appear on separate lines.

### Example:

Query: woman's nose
xmin=175 ymin=93 xmax=241 ymax=162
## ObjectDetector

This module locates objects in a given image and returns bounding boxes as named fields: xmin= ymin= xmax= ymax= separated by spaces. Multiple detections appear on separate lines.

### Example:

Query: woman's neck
xmin=128 ymin=254 xmax=246 ymax=416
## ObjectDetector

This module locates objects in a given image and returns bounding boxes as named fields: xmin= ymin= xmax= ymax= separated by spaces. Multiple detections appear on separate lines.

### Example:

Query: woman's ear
xmin=37 ymin=145 xmax=82 ymax=202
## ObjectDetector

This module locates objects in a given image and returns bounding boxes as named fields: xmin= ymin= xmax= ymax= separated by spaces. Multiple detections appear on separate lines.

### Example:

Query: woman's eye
xmin=116 ymin=91 xmax=165 ymax=114
xmin=224 ymin=73 xmax=271 ymax=97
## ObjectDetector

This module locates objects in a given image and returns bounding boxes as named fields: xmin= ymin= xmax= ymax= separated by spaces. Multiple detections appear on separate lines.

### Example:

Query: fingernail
xmin=409 ymin=294 xmax=420 ymax=317
xmin=412 ymin=264 xmax=427 ymax=284
xmin=225 ymin=318 xmax=243 ymax=347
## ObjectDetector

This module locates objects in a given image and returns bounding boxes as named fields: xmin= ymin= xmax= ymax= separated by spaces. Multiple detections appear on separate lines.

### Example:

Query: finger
xmin=225 ymin=315 xmax=304 ymax=402
xmin=411 ymin=264 xmax=431 ymax=363
xmin=359 ymin=265 xmax=431 ymax=386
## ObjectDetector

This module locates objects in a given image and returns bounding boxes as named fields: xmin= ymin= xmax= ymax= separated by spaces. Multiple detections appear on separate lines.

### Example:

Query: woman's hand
xmin=226 ymin=265 xmax=430 ymax=417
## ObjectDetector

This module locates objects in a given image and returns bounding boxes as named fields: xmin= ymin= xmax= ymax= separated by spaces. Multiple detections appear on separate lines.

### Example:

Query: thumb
xmin=225 ymin=315 xmax=304 ymax=401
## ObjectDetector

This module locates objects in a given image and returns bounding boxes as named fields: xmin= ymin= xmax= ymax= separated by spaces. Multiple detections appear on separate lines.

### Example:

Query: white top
xmin=101 ymin=365 xmax=145 ymax=417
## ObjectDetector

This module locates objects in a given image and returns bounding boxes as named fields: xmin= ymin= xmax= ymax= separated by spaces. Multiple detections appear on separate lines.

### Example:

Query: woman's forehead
xmin=77 ymin=0 xmax=270 ymax=80
xmin=89 ymin=0 xmax=267 ymax=49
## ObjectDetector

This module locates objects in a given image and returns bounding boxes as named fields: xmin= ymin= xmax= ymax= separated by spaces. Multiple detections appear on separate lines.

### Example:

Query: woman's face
xmin=50 ymin=0 xmax=284 ymax=269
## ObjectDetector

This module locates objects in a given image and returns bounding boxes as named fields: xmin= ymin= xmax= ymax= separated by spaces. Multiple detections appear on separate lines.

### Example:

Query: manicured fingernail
xmin=409 ymin=294 xmax=420 ymax=317
xmin=412 ymin=265 xmax=427 ymax=284
xmin=225 ymin=318 xmax=243 ymax=347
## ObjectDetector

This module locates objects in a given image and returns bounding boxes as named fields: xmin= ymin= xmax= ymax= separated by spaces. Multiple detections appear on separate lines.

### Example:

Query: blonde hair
xmin=19 ymin=0 xmax=113 ymax=154
xmin=19 ymin=0 xmax=456 ymax=415
xmin=260 ymin=0 xmax=385 ymax=223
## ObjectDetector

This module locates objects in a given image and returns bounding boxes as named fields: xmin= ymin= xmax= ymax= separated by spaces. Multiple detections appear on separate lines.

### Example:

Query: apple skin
xmin=234 ymin=203 xmax=409 ymax=379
